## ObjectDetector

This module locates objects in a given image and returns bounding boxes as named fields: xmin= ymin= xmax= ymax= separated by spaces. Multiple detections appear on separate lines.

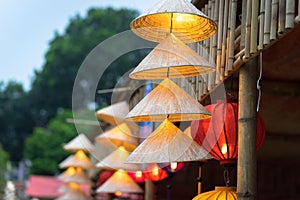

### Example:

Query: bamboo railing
xmin=129 ymin=0 xmax=299 ymax=103
xmin=183 ymin=0 xmax=300 ymax=101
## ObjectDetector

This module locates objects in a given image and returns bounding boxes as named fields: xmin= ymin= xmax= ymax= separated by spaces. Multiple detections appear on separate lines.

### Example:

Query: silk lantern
xmin=191 ymin=100 xmax=266 ymax=165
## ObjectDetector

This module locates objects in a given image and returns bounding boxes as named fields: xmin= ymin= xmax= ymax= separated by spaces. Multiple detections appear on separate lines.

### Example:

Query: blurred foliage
xmin=0 ymin=7 xmax=145 ymax=169
xmin=24 ymin=110 xmax=76 ymax=175
xmin=29 ymin=7 xmax=141 ymax=126
xmin=0 ymin=145 xmax=9 ymax=193
xmin=0 ymin=81 xmax=34 ymax=162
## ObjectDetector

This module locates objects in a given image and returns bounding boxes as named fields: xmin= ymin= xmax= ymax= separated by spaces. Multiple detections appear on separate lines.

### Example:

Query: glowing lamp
xmin=170 ymin=162 xmax=178 ymax=172
xmin=191 ymin=100 xmax=266 ymax=165
xmin=193 ymin=187 xmax=237 ymax=200
xmin=130 ymin=0 xmax=217 ymax=43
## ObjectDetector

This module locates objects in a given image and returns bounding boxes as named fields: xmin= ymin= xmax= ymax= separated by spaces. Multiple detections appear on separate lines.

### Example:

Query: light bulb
xmin=135 ymin=170 xmax=142 ymax=178
xmin=176 ymin=15 xmax=183 ymax=22
xmin=170 ymin=162 xmax=178 ymax=171
xmin=115 ymin=191 xmax=122 ymax=197
xmin=221 ymin=144 xmax=228 ymax=155
xmin=152 ymin=166 xmax=159 ymax=176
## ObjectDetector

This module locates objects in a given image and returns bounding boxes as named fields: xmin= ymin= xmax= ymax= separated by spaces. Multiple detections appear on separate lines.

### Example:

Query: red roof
xmin=26 ymin=175 xmax=64 ymax=198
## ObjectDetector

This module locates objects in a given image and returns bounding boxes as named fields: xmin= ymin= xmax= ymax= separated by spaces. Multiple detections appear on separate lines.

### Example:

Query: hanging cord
xmin=256 ymin=51 xmax=263 ymax=112
xmin=170 ymin=13 xmax=173 ymax=33
xmin=223 ymin=168 xmax=230 ymax=187
xmin=223 ymin=165 xmax=234 ymax=187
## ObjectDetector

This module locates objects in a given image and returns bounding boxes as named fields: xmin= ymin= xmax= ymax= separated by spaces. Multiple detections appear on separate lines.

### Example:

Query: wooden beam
xmin=237 ymin=58 xmax=258 ymax=200
xmin=145 ymin=180 xmax=156 ymax=200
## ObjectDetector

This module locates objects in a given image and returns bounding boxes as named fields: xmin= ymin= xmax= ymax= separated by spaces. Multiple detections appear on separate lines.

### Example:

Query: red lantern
xmin=191 ymin=100 xmax=266 ymax=165
xmin=128 ymin=164 xmax=169 ymax=183
xmin=98 ymin=170 xmax=114 ymax=186
xmin=144 ymin=164 xmax=168 ymax=182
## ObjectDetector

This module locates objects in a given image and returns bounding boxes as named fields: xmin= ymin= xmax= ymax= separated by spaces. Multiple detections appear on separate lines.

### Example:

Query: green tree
xmin=29 ymin=7 xmax=141 ymax=126
xmin=24 ymin=110 xmax=76 ymax=175
xmin=1 ymin=7 xmax=144 ymax=163
xmin=0 ymin=145 xmax=9 ymax=194
xmin=0 ymin=81 xmax=34 ymax=162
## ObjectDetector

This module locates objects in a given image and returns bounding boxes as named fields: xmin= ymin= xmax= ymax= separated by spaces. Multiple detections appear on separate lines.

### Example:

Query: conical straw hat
xmin=96 ymin=146 xmax=140 ymax=171
xmin=59 ymin=150 xmax=94 ymax=169
xmin=58 ymin=167 xmax=92 ymax=184
xmin=56 ymin=183 xmax=91 ymax=200
xmin=125 ymin=119 xmax=211 ymax=164
xmin=192 ymin=186 xmax=237 ymax=200
xmin=130 ymin=33 xmax=215 ymax=80
xmin=96 ymin=169 xmax=144 ymax=194
xmin=96 ymin=101 xmax=129 ymax=126
xmin=63 ymin=134 xmax=95 ymax=152
xmin=126 ymin=78 xmax=211 ymax=122
xmin=130 ymin=0 xmax=217 ymax=43
xmin=96 ymin=123 xmax=138 ymax=151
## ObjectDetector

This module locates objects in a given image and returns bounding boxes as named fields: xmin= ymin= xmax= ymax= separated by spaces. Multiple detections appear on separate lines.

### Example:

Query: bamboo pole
xmin=221 ymin=0 xmax=230 ymax=80
xmin=296 ymin=0 xmax=300 ymax=23
xmin=195 ymin=42 xmax=201 ymax=99
xmin=258 ymin=0 xmax=265 ymax=50
xmin=240 ymin=0 xmax=247 ymax=50
xmin=235 ymin=25 xmax=242 ymax=38
xmin=237 ymin=58 xmax=258 ymax=200
xmin=203 ymin=5 xmax=209 ymax=93
xmin=235 ymin=49 xmax=246 ymax=60
xmin=285 ymin=0 xmax=295 ymax=29
xmin=212 ymin=0 xmax=218 ymax=86
xmin=198 ymin=41 xmax=204 ymax=96
xmin=278 ymin=0 xmax=286 ymax=35
xmin=210 ymin=0 xmax=216 ymax=89
xmin=250 ymin=0 xmax=259 ymax=54
xmin=208 ymin=0 xmax=214 ymax=91
xmin=245 ymin=0 xmax=252 ymax=58
xmin=189 ymin=42 xmax=197 ymax=96
xmin=264 ymin=0 xmax=271 ymax=45
xmin=270 ymin=0 xmax=279 ymax=41
xmin=145 ymin=180 xmax=156 ymax=200
xmin=197 ymin=162 xmax=204 ymax=194
xmin=228 ymin=0 xmax=238 ymax=73
xmin=235 ymin=35 xmax=241 ymax=51
xmin=199 ymin=77 xmax=204 ymax=100
xmin=195 ymin=76 xmax=200 ymax=100
xmin=225 ymin=0 xmax=232 ymax=76
xmin=216 ymin=0 xmax=224 ymax=84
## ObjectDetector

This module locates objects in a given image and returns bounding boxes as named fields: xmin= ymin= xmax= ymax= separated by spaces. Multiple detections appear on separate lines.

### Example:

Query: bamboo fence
xmin=129 ymin=0 xmax=299 ymax=103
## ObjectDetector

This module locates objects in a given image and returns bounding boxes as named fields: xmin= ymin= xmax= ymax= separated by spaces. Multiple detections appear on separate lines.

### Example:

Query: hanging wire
xmin=256 ymin=51 xmax=263 ymax=112
xmin=170 ymin=13 xmax=174 ymax=33
xmin=223 ymin=168 xmax=230 ymax=187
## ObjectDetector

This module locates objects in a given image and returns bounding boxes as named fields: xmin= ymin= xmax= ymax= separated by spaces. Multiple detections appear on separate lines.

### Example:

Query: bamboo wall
xmin=128 ymin=0 xmax=299 ymax=103
xmin=182 ymin=0 xmax=300 ymax=101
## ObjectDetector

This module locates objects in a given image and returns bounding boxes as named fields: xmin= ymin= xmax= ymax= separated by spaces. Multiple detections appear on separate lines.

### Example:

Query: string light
xmin=170 ymin=162 xmax=178 ymax=171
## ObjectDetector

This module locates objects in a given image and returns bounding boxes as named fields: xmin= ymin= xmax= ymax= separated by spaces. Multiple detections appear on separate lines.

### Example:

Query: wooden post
xmin=237 ymin=58 xmax=258 ymax=200
xmin=197 ymin=162 xmax=206 ymax=195
xmin=145 ymin=180 xmax=156 ymax=200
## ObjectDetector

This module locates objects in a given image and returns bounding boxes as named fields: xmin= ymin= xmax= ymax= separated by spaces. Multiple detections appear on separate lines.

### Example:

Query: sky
xmin=0 ymin=0 xmax=155 ymax=90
